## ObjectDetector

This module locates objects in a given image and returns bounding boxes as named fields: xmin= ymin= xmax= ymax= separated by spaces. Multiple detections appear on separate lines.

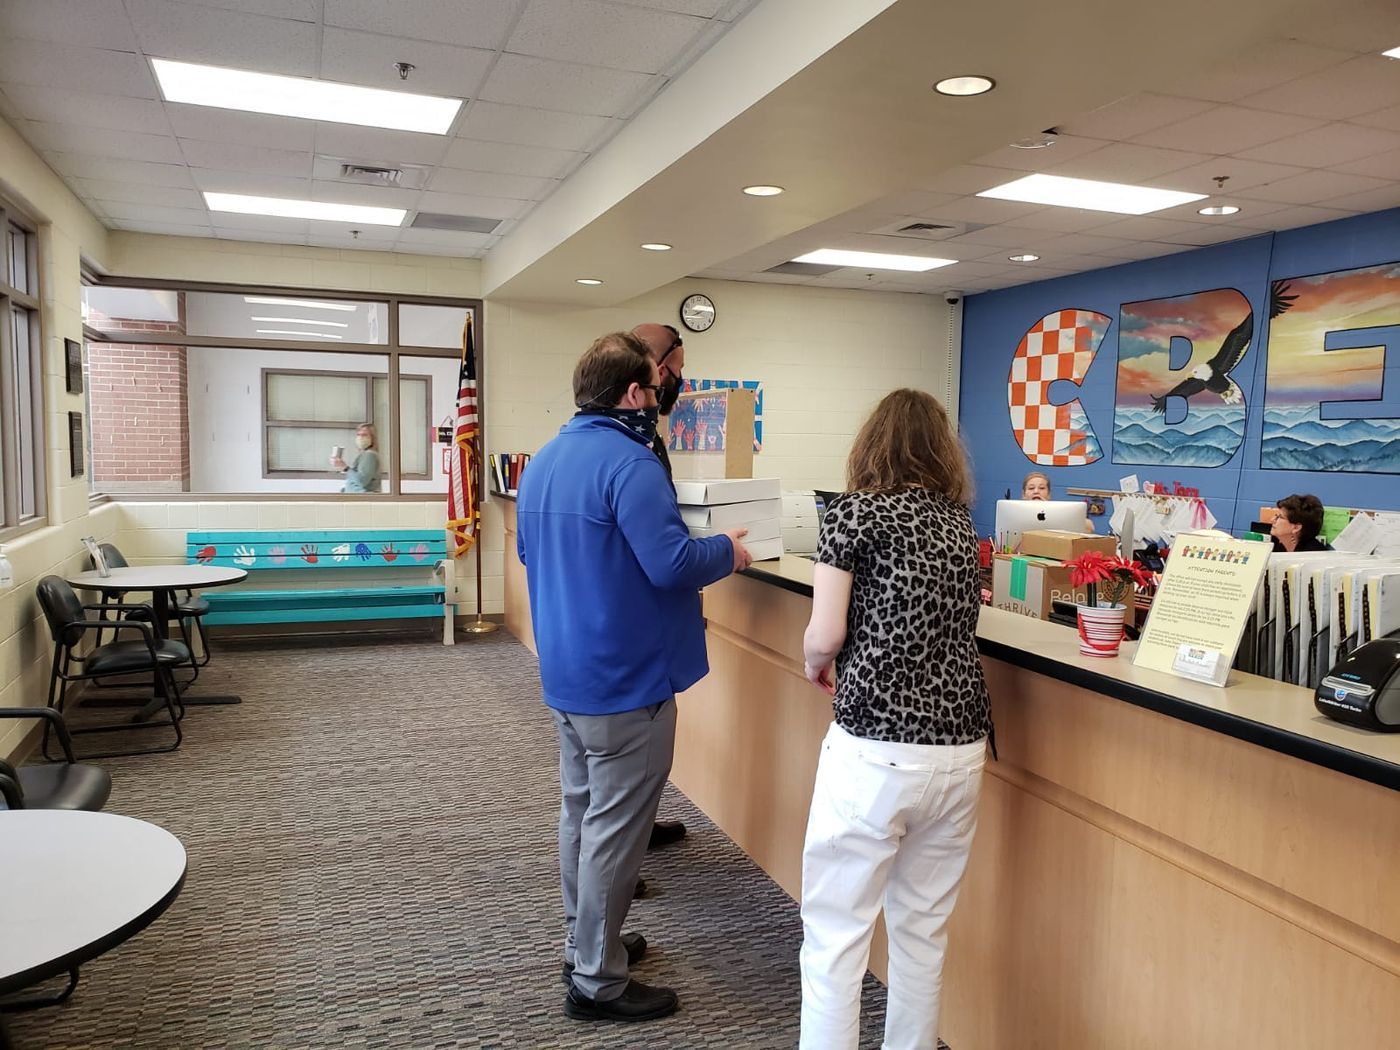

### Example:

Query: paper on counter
xmin=1332 ymin=511 xmax=1382 ymax=555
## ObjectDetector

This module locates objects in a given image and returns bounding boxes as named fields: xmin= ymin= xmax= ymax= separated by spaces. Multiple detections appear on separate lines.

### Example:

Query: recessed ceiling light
xmin=256 ymin=329 xmax=342 ymax=339
xmin=576 ymin=278 xmax=604 ymax=286
xmin=1008 ymin=253 xmax=1040 ymax=262
xmin=933 ymin=75 xmax=995 ymax=96
xmin=641 ymin=243 xmax=673 ymax=251
xmin=977 ymin=174 xmax=1207 ymax=215
xmin=1198 ymin=204 xmax=1241 ymax=216
xmin=792 ymin=249 xmax=956 ymax=272
xmin=249 ymin=316 xmax=350 ymax=327
xmin=1010 ymin=134 xmax=1056 ymax=150
xmin=152 ymin=58 xmax=462 ymax=134
xmin=245 ymin=296 xmax=357 ymax=312
xmin=742 ymin=185 xmax=785 ymax=196
xmin=205 ymin=192 xmax=406 ymax=226
xmin=1383 ymin=45 xmax=1400 ymax=59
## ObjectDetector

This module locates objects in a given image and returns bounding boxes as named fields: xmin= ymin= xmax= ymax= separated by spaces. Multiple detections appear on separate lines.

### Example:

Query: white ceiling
xmin=0 ymin=0 xmax=1396 ymax=297
xmin=0 ymin=0 xmax=760 ymax=256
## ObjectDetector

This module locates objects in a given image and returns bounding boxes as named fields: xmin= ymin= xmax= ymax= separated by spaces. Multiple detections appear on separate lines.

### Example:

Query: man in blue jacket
xmin=517 ymin=331 xmax=751 ymax=1023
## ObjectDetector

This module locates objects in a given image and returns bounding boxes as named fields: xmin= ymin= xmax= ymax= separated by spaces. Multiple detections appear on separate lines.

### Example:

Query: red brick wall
xmin=85 ymin=317 xmax=191 ymax=492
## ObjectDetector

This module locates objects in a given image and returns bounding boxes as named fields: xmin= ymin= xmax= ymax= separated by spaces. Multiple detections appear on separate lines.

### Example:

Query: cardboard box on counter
xmin=992 ymin=553 xmax=1091 ymax=620
xmin=1018 ymin=529 xmax=1118 ymax=562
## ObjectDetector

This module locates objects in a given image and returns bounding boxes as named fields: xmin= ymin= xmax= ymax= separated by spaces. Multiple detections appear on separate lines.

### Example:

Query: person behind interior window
xmin=799 ymin=388 xmax=991 ymax=1050
xmin=1271 ymin=493 xmax=1330 ymax=552
xmin=332 ymin=423 xmax=381 ymax=493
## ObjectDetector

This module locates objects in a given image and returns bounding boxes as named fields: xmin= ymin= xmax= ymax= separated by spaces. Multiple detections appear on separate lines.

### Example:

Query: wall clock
xmin=679 ymin=293 xmax=716 ymax=332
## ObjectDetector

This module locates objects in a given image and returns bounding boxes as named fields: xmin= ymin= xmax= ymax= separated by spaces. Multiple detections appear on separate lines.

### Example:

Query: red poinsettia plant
xmin=1064 ymin=550 xmax=1152 ymax=608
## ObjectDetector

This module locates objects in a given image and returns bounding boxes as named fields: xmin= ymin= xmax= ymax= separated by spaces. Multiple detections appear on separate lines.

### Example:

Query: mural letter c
xmin=1007 ymin=309 xmax=1108 ymax=465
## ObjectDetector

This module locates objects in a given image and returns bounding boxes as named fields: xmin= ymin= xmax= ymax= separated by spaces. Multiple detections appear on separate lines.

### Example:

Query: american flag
xmin=446 ymin=313 xmax=480 ymax=557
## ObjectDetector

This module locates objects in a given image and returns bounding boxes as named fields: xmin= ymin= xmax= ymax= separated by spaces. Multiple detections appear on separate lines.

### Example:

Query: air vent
xmin=339 ymin=163 xmax=403 ymax=186
xmin=871 ymin=217 xmax=984 ymax=241
xmin=765 ymin=261 xmax=842 ymax=276
xmin=411 ymin=213 xmax=503 ymax=235
xmin=897 ymin=222 xmax=955 ymax=233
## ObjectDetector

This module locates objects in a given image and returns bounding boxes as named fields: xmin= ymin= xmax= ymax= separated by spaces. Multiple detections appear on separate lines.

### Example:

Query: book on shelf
xmin=490 ymin=451 xmax=531 ymax=494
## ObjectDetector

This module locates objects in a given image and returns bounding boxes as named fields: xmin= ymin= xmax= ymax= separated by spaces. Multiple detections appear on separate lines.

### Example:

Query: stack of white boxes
xmin=675 ymin=477 xmax=784 ymax=561
xmin=780 ymin=491 xmax=820 ymax=555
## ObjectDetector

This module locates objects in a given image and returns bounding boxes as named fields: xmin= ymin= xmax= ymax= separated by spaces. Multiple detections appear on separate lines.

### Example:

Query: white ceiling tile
xmin=1334 ymin=147 xmax=1400 ymax=180
xmin=1140 ymin=157 xmax=1309 ymax=195
xmin=919 ymin=165 xmax=1024 ymax=196
xmin=98 ymin=201 xmax=211 ymax=225
xmin=0 ymin=0 xmax=138 ymax=51
xmin=616 ymin=0 xmax=733 ymax=15
xmin=48 ymin=153 xmax=195 ymax=188
xmin=943 ymin=225 xmax=1049 ymax=249
xmin=478 ymin=53 xmax=658 ymax=117
xmin=428 ymin=167 xmax=561 ymax=201
xmin=1236 ymin=56 xmax=1400 ymax=121
xmin=76 ymin=179 xmax=207 ymax=210
xmin=458 ymin=101 xmax=620 ymax=152
xmin=418 ymin=190 xmax=531 ymax=220
xmin=1040 ymin=233 xmax=1145 ymax=256
xmin=394 ymin=240 xmax=489 ymax=258
xmin=1169 ymin=40 xmax=1355 ymax=104
xmin=860 ymin=190 xmax=959 ymax=216
xmin=440 ymin=139 xmax=582 ymax=179
xmin=319 ymin=27 xmax=494 ymax=99
xmin=306 ymin=221 xmax=401 ymax=244
xmin=1152 ymin=224 xmax=1269 ymax=247
xmin=1244 ymin=169 xmax=1392 ymax=205
xmin=508 ymin=0 xmax=705 ymax=75
xmin=1255 ymin=205 xmax=1359 ymax=231
xmin=1280 ymin=0 xmax=1400 ymax=55
xmin=127 ymin=0 xmax=319 ymax=77
xmin=323 ymin=0 xmax=522 ymax=51
xmin=970 ymin=134 xmax=1111 ymax=173
xmin=209 ymin=213 xmax=312 ymax=234
xmin=178 ymin=139 xmax=315 ymax=178
xmin=1086 ymin=215 xmax=1223 ymax=240
xmin=1324 ymin=184 xmax=1400 ymax=214
xmin=213 ymin=227 xmax=307 ymax=246
xmin=0 ymin=39 xmax=159 ymax=98
xmin=21 ymin=123 xmax=185 ymax=165
xmin=112 ymin=220 xmax=213 ymax=237
xmin=0 ymin=84 xmax=170 ymax=136
xmin=165 ymin=104 xmax=316 ymax=152
xmin=1046 ymin=142 xmax=1212 ymax=182
xmin=307 ymin=181 xmax=423 ymax=209
xmin=188 ymin=169 xmax=312 ymax=197
xmin=911 ymin=196 xmax=1042 ymax=224
xmin=1058 ymin=94 xmax=1216 ymax=141
xmin=1090 ymin=240 xmax=1192 ymax=261
xmin=1133 ymin=106 xmax=1326 ymax=153
xmin=313 ymin=124 xmax=452 ymax=169
xmin=1352 ymin=103 xmax=1400 ymax=133
xmin=1147 ymin=196 xmax=1293 ymax=224
xmin=1010 ymin=208 xmax=1121 ymax=233
xmin=394 ymin=228 xmax=497 ymax=250
xmin=1234 ymin=123 xmax=1400 ymax=166
xmin=162 ymin=0 xmax=319 ymax=17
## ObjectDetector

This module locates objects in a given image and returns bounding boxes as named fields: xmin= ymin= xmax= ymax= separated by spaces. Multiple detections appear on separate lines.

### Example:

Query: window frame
xmin=0 ymin=201 xmax=46 ymax=539
xmin=81 ymin=276 xmax=482 ymax=500
xmin=261 ymin=367 xmax=433 ymax=481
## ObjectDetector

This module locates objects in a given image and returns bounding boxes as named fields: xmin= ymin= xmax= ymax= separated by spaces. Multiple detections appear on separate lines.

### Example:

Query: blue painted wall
xmin=959 ymin=207 xmax=1400 ymax=537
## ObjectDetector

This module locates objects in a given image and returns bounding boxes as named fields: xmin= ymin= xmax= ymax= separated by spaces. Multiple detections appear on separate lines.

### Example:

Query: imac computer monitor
xmin=994 ymin=499 xmax=1087 ymax=547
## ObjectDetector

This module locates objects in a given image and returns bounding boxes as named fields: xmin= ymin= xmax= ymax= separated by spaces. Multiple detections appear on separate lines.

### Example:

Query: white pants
xmin=799 ymin=722 xmax=987 ymax=1050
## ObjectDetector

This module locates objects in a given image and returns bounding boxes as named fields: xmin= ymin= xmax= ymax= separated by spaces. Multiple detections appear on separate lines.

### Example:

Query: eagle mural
xmin=1150 ymin=312 xmax=1251 ymax=413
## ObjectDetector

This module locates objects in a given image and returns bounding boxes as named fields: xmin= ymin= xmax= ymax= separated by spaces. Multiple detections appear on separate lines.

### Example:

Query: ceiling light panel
xmin=152 ymin=59 xmax=462 ymax=134
xmin=977 ymin=174 xmax=1207 ymax=215
xmin=205 ymin=192 xmax=406 ymax=226
xmin=245 ymin=297 xmax=358 ymax=311
xmin=249 ymin=317 xmax=350 ymax=327
xmin=256 ymin=330 xmax=343 ymax=339
xmin=792 ymin=249 xmax=956 ymax=272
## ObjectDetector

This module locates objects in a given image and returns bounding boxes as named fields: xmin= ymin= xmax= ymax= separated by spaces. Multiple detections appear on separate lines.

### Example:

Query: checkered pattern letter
xmin=1007 ymin=309 xmax=1108 ymax=466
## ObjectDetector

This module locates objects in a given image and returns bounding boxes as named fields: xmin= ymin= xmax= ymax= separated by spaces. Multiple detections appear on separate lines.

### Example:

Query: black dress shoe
xmin=633 ymin=877 xmax=648 ymax=899
xmin=564 ymin=978 xmax=678 ymax=1023
xmin=648 ymin=820 xmax=687 ymax=849
xmin=560 ymin=931 xmax=647 ymax=985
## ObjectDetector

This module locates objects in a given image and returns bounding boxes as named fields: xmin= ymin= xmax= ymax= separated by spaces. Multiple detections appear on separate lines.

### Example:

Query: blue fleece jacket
xmin=517 ymin=414 xmax=734 ymax=715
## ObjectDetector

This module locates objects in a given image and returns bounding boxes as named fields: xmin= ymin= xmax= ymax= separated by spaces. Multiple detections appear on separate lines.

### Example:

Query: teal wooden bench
xmin=186 ymin=530 xmax=456 ymax=641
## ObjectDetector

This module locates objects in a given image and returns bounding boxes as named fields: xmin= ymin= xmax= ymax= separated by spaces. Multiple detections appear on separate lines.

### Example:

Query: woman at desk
xmin=1021 ymin=470 xmax=1095 ymax=532
xmin=1271 ymin=493 xmax=1330 ymax=552
xmin=332 ymin=423 xmax=382 ymax=493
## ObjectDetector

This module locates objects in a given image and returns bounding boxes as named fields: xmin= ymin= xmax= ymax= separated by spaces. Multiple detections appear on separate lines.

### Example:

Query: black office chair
xmin=92 ymin=542 xmax=213 ymax=678
xmin=0 ymin=708 xmax=112 ymax=811
xmin=35 ymin=575 xmax=187 ymax=760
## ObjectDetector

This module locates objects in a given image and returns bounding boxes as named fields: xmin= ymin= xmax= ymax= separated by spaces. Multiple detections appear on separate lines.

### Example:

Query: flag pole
xmin=462 ymin=378 xmax=496 ymax=638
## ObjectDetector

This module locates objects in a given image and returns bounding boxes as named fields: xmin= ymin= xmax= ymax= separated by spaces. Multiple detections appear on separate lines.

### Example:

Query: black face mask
xmin=657 ymin=372 xmax=682 ymax=414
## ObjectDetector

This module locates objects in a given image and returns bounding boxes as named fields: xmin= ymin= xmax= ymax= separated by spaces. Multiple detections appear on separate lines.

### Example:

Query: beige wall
xmin=0 ymin=114 xmax=113 ymax=759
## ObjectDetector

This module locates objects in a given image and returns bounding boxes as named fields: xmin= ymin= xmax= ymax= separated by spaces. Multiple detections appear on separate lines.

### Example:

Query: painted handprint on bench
xmin=381 ymin=542 xmax=399 ymax=563
xmin=268 ymin=546 xmax=286 ymax=565
xmin=196 ymin=545 xmax=216 ymax=564
xmin=410 ymin=542 xmax=429 ymax=562
xmin=300 ymin=544 xmax=319 ymax=564
xmin=354 ymin=542 xmax=372 ymax=562
xmin=333 ymin=543 xmax=352 ymax=562
xmin=234 ymin=545 xmax=257 ymax=566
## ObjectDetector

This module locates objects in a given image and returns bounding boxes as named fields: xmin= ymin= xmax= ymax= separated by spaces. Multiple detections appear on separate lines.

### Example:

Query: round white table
xmin=0 ymin=811 xmax=186 ymax=1049
xmin=67 ymin=565 xmax=248 ymax=711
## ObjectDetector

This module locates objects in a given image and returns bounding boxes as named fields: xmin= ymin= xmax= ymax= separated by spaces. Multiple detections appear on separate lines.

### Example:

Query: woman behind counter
xmin=332 ymin=423 xmax=382 ymax=493
xmin=799 ymin=388 xmax=990 ymax=1050
xmin=1271 ymin=493 xmax=1330 ymax=552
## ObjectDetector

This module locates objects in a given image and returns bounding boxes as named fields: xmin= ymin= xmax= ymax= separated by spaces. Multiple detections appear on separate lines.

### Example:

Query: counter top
xmin=739 ymin=554 xmax=1400 ymax=791
xmin=492 ymin=491 xmax=516 ymax=503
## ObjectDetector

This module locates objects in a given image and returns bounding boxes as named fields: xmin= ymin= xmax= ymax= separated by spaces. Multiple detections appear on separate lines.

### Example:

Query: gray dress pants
xmin=551 ymin=698 xmax=677 ymax=1001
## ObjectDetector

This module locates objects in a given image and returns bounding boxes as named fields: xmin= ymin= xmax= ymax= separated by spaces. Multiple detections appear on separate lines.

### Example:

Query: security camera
xmin=944 ymin=291 xmax=962 ymax=306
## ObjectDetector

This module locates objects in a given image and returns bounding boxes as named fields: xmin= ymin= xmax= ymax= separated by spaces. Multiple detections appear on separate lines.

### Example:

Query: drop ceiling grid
xmin=0 ymin=0 xmax=761 ymax=254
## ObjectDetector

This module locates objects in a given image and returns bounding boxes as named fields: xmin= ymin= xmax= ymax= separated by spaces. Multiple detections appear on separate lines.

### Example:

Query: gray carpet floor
xmin=8 ymin=632 xmax=894 ymax=1049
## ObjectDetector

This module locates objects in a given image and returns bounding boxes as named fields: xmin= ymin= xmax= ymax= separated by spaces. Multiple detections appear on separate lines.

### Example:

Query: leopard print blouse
xmin=816 ymin=488 xmax=991 ymax=746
